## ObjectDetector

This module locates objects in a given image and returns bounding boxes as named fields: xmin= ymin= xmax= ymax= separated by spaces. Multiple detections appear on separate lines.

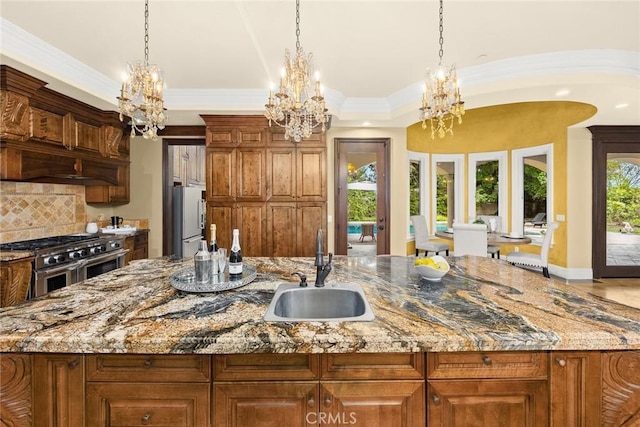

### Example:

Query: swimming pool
xmin=347 ymin=223 xmax=377 ymax=234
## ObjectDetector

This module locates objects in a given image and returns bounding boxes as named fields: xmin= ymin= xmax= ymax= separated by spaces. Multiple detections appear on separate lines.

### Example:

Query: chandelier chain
xmin=144 ymin=0 xmax=149 ymax=66
xmin=438 ymin=0 xmax=444 ymax=64
xmin=295 ymin=0 xmax=301 ymax=51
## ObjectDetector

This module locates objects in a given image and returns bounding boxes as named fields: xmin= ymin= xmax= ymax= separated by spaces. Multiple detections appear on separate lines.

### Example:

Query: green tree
xmin=475 ymin=161 xmax=499 ymax=210
xmin=607 ymin=160 xmax=640 ymax=226
xmin=347 ymin=162 xmax=377 ymax=221
xmin=523 ymin=164 xmax=547 ymax=218
xmin=409 ymin=161 xmax=420 ymax=216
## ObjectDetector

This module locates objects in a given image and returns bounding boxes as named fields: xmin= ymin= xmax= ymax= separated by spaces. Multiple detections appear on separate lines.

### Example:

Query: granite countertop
xmin=0 ymin=256 xmax=639 ymax=355
xmin=0 ymin=251 xmax=34 ymax=262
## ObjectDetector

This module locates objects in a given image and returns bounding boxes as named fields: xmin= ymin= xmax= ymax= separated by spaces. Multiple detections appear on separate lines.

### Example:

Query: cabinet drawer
xmin=87 ymin=354 xmax=211 ymax=382
xmin=214 ymin=353 xmax=319 ymax=381
xmin=134 ymin=232 xmax=148 ymax=246
xmin=428 ymin=351 xmax=548 ymax=379
xmin=86 ymin=383 xmax=209 ymax=427
xmin=321 ymin=353 xmax=425 ymax=380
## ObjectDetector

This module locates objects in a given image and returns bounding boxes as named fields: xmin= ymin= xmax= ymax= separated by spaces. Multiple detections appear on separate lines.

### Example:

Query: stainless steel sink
xmin=264 ymin=282 xmax=375 ymax=322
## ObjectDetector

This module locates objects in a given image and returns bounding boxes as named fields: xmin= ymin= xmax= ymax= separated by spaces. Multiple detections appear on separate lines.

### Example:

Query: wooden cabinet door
xmin=208 ymin=202 xmax=235 ymax=249
xmin=267 ymin=147 xmax=296 ymax=201
xmin=550 ymin=351 xmax=601 ymax=427
xmin=33 ymin=354 xmax=84 ymax=427
xmin=428 ymin=380 xmax=548 ymax=427
xmin=267 ymin=203 xmax=298 ymax=257
xmin=86 ymin=383 xmax=210 ymax=427
xmin=65 ymin=115 xmax=102 ymax=155
xmin=207 ymin=147 xmax=236 ymax=202
xmin=195 ymin=145 xmax=206 ymax=185
xmin=321 ymin=381 xmax=425 ymax=427
xmin=214 ymin=382 xmax=318 ymax=427
xmin=297 ymin=203 xmax=327 ymax=257
xmin=0 ymin=257 xmax=32 ymax=307
xmin=297 ymin=147 xmax=327 ymax=201
xmin=237 ymin=203 xmax=266 ymax=257
xmin=172 ymin=145 xmax=186 ymax=184
xmin=124 ymin=237 xmax=135 ymax=265
xmin=236 ymin=147 xmax=266 ymax=201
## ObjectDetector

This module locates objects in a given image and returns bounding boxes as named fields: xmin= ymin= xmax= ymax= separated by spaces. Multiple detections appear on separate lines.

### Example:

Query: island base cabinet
xmin=550 ymin=351 xmax=602 ymax=427
xmin=33 ymin=354 xmax=84 ymax=427
xmin=320 ymin=381 xmax=425 ymax=427
xmin=427 ymin=380 xmax=548 ymax=426
xmin=86 ymin=383 xmax=210 ymax=427
xmin=213 ymin=382 xmax=318 ymax=427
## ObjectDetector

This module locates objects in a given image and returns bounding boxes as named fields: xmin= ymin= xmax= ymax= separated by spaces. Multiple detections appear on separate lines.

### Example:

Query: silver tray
xmin=170 ymin=264 xmax=257 ymax=293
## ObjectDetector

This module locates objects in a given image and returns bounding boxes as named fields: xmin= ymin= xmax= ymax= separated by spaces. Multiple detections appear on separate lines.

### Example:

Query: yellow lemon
xmin=436 ymin=261 xmax=448 ymax=271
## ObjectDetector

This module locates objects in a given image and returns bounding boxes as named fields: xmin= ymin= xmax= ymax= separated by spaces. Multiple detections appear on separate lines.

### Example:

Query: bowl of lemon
xmin=414 ymin=255 xmax=450 ymax=282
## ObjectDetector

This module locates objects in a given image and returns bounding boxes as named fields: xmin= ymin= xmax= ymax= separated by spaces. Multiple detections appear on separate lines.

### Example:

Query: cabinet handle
xmin=324 ymin=396 xmax=331 ymax=407
xmin=307 ymin=395 xmax=315 ymax=407
xmin=432 ymin=394 xmax=441 ymax=405
xmin=67 ymin=359 xmax=79 ymax=369
xmin=144 ymin=358 xmax=154 ymax=367
xmin=141 ymin=413 xmax=151 ymax=424
xmin=555 ymin=357 xmax=566 ymax=367
xmin=482 ymin=355 xmax=492 ymax=365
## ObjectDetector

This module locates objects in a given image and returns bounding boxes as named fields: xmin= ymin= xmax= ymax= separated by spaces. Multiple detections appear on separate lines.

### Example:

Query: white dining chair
xmin=410 ymin=215 xmax=449 ymax=257
xmin=453 ymin=223 xmax=489 ymax=257
xmin=506 ymin=222 xmax=559 ymax=278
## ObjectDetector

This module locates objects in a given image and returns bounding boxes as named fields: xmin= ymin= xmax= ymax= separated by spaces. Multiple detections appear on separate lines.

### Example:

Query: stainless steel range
xmin=0 ymin=234 xmax=128 ymax=298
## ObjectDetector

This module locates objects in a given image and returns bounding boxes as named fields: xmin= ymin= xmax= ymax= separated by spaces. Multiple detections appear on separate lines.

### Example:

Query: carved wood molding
xmin=602 ymin=351 xmax=640 ymax=426
xmin=0 ymin=354 xmax=32 ymax=426
xmin=0 ymin=90 xmax=29 ymax=141
xmin=103 ymin=125 xmax=123 ymax=158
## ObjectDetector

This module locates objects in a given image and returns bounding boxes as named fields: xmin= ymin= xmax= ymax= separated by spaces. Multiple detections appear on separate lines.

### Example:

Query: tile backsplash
xmin=0 ymin=181 xmax=87 ymax=243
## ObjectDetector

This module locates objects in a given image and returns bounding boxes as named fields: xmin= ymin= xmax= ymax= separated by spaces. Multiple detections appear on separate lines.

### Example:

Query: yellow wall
xmin=406 ymin=101 xmax=596 ymax=269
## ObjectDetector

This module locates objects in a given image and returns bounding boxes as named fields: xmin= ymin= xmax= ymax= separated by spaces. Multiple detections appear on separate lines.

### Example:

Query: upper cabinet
xmin=0 ymin=66 xmax=130 ymax=202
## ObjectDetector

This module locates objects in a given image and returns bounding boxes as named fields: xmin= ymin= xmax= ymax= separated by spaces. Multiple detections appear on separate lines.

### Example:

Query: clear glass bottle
xmin=194 ymin=240 xmax=212 ymax=283
xmin=228 ymin=229 xmax=243 ymax=278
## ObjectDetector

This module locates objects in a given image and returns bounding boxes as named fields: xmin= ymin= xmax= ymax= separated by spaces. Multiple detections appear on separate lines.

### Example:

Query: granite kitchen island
xmin=1 ymin=255 xmax=639 ymax=426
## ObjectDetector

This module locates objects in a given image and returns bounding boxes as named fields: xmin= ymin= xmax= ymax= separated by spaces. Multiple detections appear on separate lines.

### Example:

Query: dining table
xmin=435 ymin=230 xmax=532 ymax=245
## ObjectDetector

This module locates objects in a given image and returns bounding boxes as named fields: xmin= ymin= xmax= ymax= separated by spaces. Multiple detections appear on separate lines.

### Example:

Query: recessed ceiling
xmin=1 ymin=0 xmax=638 ymax=128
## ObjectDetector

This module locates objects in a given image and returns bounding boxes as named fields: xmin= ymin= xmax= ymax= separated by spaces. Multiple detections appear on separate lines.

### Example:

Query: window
xmin=432 ymin=154 xmax=464 ymax=234
xmin=512 ymin=144 xmax=553 ymax=243
xmin=468 ymin=151 xmax=507 ymax=231
xmin=407 ymin=152 xmax=428 ymax=236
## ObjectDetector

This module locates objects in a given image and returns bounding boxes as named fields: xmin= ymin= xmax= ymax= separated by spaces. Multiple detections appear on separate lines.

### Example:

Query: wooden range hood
xmin=0 ymin=65 xmax=129 ymax=186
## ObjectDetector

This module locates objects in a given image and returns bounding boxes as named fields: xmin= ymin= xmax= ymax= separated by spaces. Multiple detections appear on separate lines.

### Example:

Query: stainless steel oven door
xmin=32 ymin=261 xmax=82 ymax=298
xmin=76 ymin=249 xmax=128 ymax=282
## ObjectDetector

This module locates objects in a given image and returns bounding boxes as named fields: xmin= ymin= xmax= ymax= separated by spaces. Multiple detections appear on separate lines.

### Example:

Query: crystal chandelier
xmin=419 ymin=0 xmax=464 ymax=139
xmin=264 ymin=0 xmax=328 ymax=143
xmin=117 ymin=0 xmax=167 ymax=140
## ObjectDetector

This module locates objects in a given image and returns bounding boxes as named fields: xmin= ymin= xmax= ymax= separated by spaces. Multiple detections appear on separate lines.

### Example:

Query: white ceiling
xmin=1 ymin=0 xmax=638 ymax=129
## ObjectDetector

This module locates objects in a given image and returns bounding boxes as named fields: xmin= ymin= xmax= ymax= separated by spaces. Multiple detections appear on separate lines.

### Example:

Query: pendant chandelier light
xmin=117 ymin=0 xmax=167 ymax=140
xmin=264 ymin=0 xmax=329 ymax=142
xmin=419 ymin=0 xmax=464 ymax=139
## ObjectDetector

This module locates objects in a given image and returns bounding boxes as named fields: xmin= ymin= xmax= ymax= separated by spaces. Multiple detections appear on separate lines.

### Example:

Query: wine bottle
xmin=208 ymin=224 xmax=219 ymax=253
xmin=228 ymin=229 xmax=243 ymax=278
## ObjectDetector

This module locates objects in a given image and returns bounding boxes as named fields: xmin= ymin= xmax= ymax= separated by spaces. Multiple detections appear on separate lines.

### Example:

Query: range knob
xmin=69 ymin=249 xmax=87 ymax=259
xmin=110 ymin=242 xmax=121 ymax=249
xmin=46 ymin=255 xmax=65 ymax=264
xmin=90 ymin=246 xmax=105 ymax=255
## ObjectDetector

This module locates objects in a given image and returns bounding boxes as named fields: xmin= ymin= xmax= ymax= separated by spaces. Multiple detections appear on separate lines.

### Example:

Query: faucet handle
xmin=327 ymin=253 xmax=333 ymax=265
xmin=291 ymin=272 xmax=308 ymax=287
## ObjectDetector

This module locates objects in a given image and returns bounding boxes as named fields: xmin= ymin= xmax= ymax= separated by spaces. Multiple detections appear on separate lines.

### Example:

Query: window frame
xmin=511 ymin=143 xmax=554 ymax=243
xmin=407 ymin=151 xmax=429 ymax=238
xmin=468 ymin=150 xmax=508 ymax=231
xmin=431 ymin=153 xmax=464 ymax=234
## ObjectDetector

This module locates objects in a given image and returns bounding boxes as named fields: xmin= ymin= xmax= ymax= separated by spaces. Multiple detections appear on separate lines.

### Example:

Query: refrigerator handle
xmin=199 ymin=199 xmax=206 ymax=230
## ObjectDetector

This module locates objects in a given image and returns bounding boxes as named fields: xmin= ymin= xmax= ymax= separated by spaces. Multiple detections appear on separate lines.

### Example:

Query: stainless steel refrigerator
xmin=173 ymin=186 xmax=206 ymax=258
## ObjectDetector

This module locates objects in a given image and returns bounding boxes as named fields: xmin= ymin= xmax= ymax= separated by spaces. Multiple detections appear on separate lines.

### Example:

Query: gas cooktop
xmin=0 ymin=234 xmax=101 ymax=251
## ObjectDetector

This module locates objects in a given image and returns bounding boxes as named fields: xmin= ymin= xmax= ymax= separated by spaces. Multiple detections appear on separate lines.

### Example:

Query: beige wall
xmin=566 ymin=127 xmax=593 ymax=273
xmin=88 ymin=136 xmax=164 ymax=257
xmin=325 ymin=127 xmax=408 ymax=255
